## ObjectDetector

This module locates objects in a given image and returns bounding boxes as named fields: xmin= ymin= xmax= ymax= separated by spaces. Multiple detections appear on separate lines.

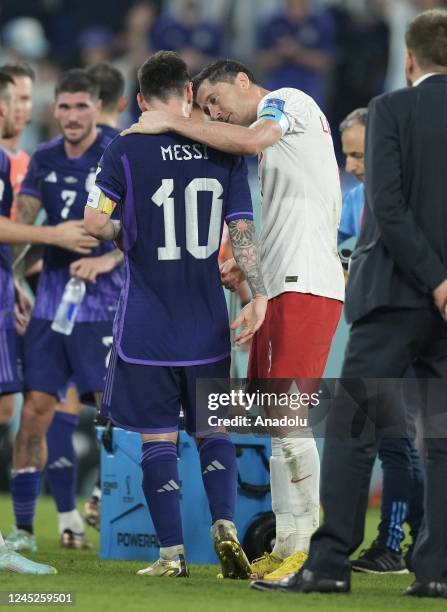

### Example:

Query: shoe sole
xmin=1 ymin=567 xmax=58 ymax=575
xmin=352 ymin=566 xmax=409 ymax=575
xmin=262 ymin=572 xmax=296 ymax=582
xmin=137 ymin=567 xmax=190 ymax=578
xmin=137 ymin=570 xmax=189 ymax=577
xmin=215 ymin=540 xmax=251 ymax=579
xmin=250 ymin=580 xmax=350 ymax=594
xmin=250 ymin=581 xmax=272 ymax=591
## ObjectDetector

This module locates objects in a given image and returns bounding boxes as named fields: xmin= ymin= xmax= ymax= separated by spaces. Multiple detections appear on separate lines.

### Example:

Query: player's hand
xmin=14 ymin=286 xmax=32 ymax=335
xmin=231 ymin=295 xmax=268 ymax=346
xmin=433 ymin=278 xmax=447 ymax=321
xmin=220 ymin=258 xmax=245 ymax=291
xmin=121 ymin=110 xmax=172 ymax=136
xmin=69 ymin=254 xmax=117 ymax=284
xmin=51 ymin=220 xmax=99 ymax=254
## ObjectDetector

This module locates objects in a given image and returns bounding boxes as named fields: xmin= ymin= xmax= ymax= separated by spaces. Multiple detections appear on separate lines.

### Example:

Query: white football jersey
xmin=256 ymin=88 xmax=345 ymax=302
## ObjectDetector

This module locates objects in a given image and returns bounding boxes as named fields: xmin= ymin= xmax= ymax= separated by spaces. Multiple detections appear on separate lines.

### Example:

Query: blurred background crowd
xmin=1 ymin=0 xmax=446 ymax=160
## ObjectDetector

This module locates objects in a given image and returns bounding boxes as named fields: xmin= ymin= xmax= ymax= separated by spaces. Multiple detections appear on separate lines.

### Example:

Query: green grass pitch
xmin=0 ymin=495 xmax=444 ymax=612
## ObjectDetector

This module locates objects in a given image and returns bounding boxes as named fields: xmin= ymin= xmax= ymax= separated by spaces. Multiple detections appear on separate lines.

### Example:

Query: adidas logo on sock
xmin=47 ymin=457 xmax=73 ymax=469
xmin=156 ymin=480 xmax=180 ymax=493
xmin=202 ymin=460 xmax=226 ymax=474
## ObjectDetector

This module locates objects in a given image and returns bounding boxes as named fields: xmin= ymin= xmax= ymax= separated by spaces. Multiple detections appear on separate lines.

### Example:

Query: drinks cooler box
xmin=98 ymin=427 xmax=274 ymax=564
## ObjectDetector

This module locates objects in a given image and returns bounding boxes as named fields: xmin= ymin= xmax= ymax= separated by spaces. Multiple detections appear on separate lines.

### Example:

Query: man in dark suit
xmin=251 ymin=8 xmax=447 ymax=598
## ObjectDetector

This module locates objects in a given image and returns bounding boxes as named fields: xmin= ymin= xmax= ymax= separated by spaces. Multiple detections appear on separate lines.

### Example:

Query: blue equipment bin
xmin=99 ymin=428 xmax=272 ymax=563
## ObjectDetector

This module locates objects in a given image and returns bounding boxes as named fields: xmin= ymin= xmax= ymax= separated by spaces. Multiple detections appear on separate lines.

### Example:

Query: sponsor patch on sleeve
xmin=262 ymin=98 xmax=286 ymax=112
xmin=258 ymin=98 xmax=291 ymax=135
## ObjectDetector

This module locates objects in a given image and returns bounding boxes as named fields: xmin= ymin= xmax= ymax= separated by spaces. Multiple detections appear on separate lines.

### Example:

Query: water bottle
xmin=51 ymin=278 xmax=86 ymax=335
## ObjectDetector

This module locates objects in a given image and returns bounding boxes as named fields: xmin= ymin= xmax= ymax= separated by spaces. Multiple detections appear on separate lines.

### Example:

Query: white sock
xmin=270 ymin=437 xmax=296 ymax=559
xmin=281 ymin=434 xmax=320 ymax=552
xmin=0 ymin=530 xmax=5 ymax=548
xmin=58 ymin=509 xmax=84 ymax=535
xmin=160 ymin=544 xmax=184 ymax=560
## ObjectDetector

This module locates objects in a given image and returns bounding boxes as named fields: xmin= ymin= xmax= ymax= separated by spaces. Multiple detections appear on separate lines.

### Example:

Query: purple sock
xmin=11 ymin=471 xmax=41 ymax=533
xmin=46 ymin=411 xmax=79 ymax=513
xmin=199 ymin=435 xmax=237 ymax=523
xmin=141 ymin=441 xmax=183 ymax=547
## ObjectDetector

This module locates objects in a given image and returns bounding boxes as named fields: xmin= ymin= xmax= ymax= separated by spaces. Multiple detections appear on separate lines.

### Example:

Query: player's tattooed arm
xmin=228 ymin=219 xmax=267 ymax=298
xmin=228 ymin=219 xmax=268 ymax=345
xmin=15 ymin=194 xmax=42 ymax=225
xmin=12 ymin=194 xmax=43 ymax=277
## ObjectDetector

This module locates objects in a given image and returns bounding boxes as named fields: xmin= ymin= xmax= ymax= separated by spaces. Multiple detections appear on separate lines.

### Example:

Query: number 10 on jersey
xmin=152 ymin=178 xmax=223 ymax=261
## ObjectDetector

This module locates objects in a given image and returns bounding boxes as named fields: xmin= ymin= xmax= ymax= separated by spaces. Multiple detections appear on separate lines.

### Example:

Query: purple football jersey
xmin=95 ymin=133 xmax=254 ymax=365
xmin=20 ymin=133 xmax=123 ymax=322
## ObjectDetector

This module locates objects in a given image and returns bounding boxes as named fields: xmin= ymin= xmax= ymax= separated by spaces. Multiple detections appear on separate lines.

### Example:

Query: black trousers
xmin=305 ymin=307 xmax=447 ymax=582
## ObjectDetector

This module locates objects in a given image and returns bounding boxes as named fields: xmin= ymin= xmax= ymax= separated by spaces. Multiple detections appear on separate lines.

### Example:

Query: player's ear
xmin=235 ymin=72 xmax=250 ymax=90
xmin=186 ymin=82 xmax=193 ymax=105
xmin=137 ymin=92 xmax=148 ymax=113
xmin=95 ymin=98 xmax=103 ymax=113
xmin=117 ymin=96 xmax=128 ymax=113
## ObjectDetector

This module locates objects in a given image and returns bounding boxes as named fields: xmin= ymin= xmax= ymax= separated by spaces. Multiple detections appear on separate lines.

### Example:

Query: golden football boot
xmin=212 ymin=520 xmax=251 ymax=579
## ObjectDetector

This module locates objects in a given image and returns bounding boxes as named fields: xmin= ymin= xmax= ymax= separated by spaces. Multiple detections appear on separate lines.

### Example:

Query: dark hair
xmin=0 ymin=71 xmax=15 ymax=99
xmin=406 ymin=9 xmax=447 ymax=69
xmin=86 ymin=63 xmax=125 ymax=112
xmin=339 ymin=108 xmax=368 ymax=133
xmin=138 ymin=51 xmax=190 ymax=102
xmin=193 ymin=59 xmax=257 ymax=98
xmin=55 ymin=68 xmax=100 ymax=100
xmin=1 ymin=62 xmax=35 ymax=82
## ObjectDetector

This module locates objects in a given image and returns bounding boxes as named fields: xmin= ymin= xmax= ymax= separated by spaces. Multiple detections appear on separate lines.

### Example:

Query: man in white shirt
xmin=124 ymin=58 xmax=344 ymax=581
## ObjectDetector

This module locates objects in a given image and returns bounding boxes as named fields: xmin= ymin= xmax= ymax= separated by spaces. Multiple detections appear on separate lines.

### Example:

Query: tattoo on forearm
xmin=12 ymin=195 xmax=43 ymax=268
xmin=16 ymin=194 xmax=42 ymax=225
xmin=228 ymin=219 xmax=266 ymax=297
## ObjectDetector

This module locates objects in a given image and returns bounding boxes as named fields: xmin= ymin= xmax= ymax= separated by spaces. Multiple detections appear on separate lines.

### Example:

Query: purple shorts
xmin=101 ymin=344 xmax=230 ymax=434
xmin=24 ymin=318 xmax=113 ymax=398
xmin=0 ymin=328 xmax=23 ymax=396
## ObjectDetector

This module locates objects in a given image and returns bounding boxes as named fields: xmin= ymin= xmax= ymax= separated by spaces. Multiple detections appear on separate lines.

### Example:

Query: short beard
xmin=63 ymin=123 xmax=95 ymax=146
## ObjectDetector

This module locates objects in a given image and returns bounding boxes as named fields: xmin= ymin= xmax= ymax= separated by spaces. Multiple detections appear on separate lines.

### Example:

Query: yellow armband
xmin=86 ymin=186 xmax=117 ymax=216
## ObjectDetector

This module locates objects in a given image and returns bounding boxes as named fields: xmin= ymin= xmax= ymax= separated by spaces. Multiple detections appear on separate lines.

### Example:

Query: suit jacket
xmin=345 ymin=74 xmax=447 ymax=324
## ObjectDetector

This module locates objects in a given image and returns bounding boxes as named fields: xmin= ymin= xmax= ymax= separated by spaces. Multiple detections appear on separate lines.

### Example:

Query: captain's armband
xmin=86 ymin=185 xmax=117 ymax=216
